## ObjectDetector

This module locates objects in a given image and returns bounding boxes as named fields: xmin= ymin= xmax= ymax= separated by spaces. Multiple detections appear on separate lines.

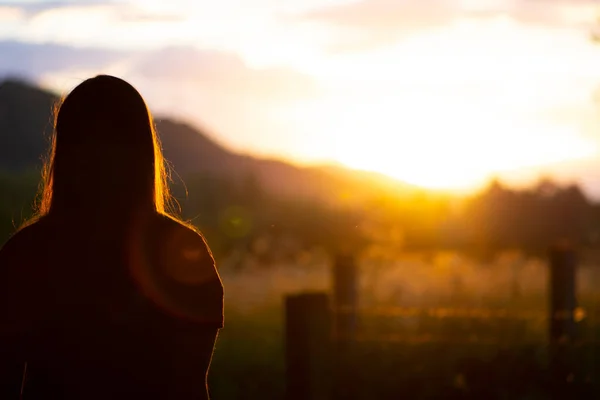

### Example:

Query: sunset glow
xmin=3 ymin=0 xmax=600 ymax=193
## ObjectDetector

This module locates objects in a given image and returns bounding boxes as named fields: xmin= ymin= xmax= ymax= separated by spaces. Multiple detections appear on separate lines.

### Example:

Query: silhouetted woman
xmin=0 ymin=75 xmax=224 ymax=399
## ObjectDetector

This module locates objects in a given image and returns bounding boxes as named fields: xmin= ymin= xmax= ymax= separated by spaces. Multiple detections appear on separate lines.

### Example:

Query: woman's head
xmin=38 ymin=75 xmax=171 ymax=216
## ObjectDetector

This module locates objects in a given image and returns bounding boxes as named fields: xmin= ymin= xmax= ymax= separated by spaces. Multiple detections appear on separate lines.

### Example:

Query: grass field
xmin=207 ymin=251 xmax=600 ymax=399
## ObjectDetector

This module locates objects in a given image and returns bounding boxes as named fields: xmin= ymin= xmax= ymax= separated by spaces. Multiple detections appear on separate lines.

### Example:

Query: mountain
xmin=0 ymin=79 xmax=56 ymax=170
xmin=0 ymin=78 xmax=417 ymax=206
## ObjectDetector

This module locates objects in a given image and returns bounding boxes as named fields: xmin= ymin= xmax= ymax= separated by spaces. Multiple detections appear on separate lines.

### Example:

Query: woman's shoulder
xmin=144 ymin=213 xmax=224 ymax=326
xmin=0 ymin=218 xmax=54 ymax=307
xmin=151 ymin=213 xmax=221 ymax=286
xmin=154 ymin=214 xmax=210 ymax=245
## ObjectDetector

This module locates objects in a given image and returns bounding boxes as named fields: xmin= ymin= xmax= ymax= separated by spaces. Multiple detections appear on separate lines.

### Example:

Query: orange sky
xmin=2 ymin=0 xmax=600 ymax=194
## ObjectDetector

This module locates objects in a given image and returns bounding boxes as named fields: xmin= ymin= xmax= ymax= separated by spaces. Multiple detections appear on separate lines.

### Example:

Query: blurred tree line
xmin=1 ymin=170 xmax=598 ymax=264
xmin=364 ymin=178 xmax=598 ymax=258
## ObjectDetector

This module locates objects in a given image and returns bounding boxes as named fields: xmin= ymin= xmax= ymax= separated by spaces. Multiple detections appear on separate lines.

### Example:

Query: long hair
xmin=34 ymin=75 xmax=173 ymax=219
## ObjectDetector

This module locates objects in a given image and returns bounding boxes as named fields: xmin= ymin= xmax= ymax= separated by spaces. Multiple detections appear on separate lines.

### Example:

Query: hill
xmin=0 ymin=78 xmax=417 ymax=206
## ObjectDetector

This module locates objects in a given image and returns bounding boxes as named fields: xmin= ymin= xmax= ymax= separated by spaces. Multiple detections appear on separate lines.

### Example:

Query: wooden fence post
xmin=285 ymin=292 xmax=331 ymax=400
xmin=332 ymin=254 xmax=358 ymax=342
xmin=549 ymin=242 xmax=578 ymax=344
xmin=332 ymin=254 xmax=359 ymax=399
xmin=548 ymin=242 xmax=578 ymax=398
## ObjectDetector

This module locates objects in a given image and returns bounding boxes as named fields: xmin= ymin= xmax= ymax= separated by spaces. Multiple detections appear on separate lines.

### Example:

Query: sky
xmin=2 ymin=0 xmax=600 ymax=196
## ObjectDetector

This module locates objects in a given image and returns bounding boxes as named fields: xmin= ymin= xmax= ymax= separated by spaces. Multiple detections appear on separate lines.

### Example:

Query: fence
xmin=284 ymin=244 xmax=592 ymax=399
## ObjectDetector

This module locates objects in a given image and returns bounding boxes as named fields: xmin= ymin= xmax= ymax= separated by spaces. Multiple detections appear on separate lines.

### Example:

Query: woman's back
xmin=0 ymin=212 xmax=224 ymax=399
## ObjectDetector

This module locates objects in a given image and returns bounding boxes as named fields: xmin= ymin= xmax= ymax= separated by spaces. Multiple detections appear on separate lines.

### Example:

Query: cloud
xmin=0 ymin=40 xmax=320 ymax=101
xmin=305 ymin=0 xmax=456 ymax=30
xmin=0 ymin=0 xmax=280 ymax=52
xmin=299 ymin=0 xmax=457 ymax=52
xmin=0 ymin=0 xmax=110 ymax=17
xmin=129 ymin=46 xmax=320 ymax=101
xmin=299 ymin=0 xmax=599 ymax=53
xmin=0 ymin=0 xmax=186 ymax=33
xmin=0 ymin=40 xmax=124 ymax=80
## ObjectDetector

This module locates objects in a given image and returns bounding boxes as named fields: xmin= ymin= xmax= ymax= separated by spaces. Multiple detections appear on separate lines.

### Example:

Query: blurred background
xmin=3 ymin=0 xmax=600 ymax=398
